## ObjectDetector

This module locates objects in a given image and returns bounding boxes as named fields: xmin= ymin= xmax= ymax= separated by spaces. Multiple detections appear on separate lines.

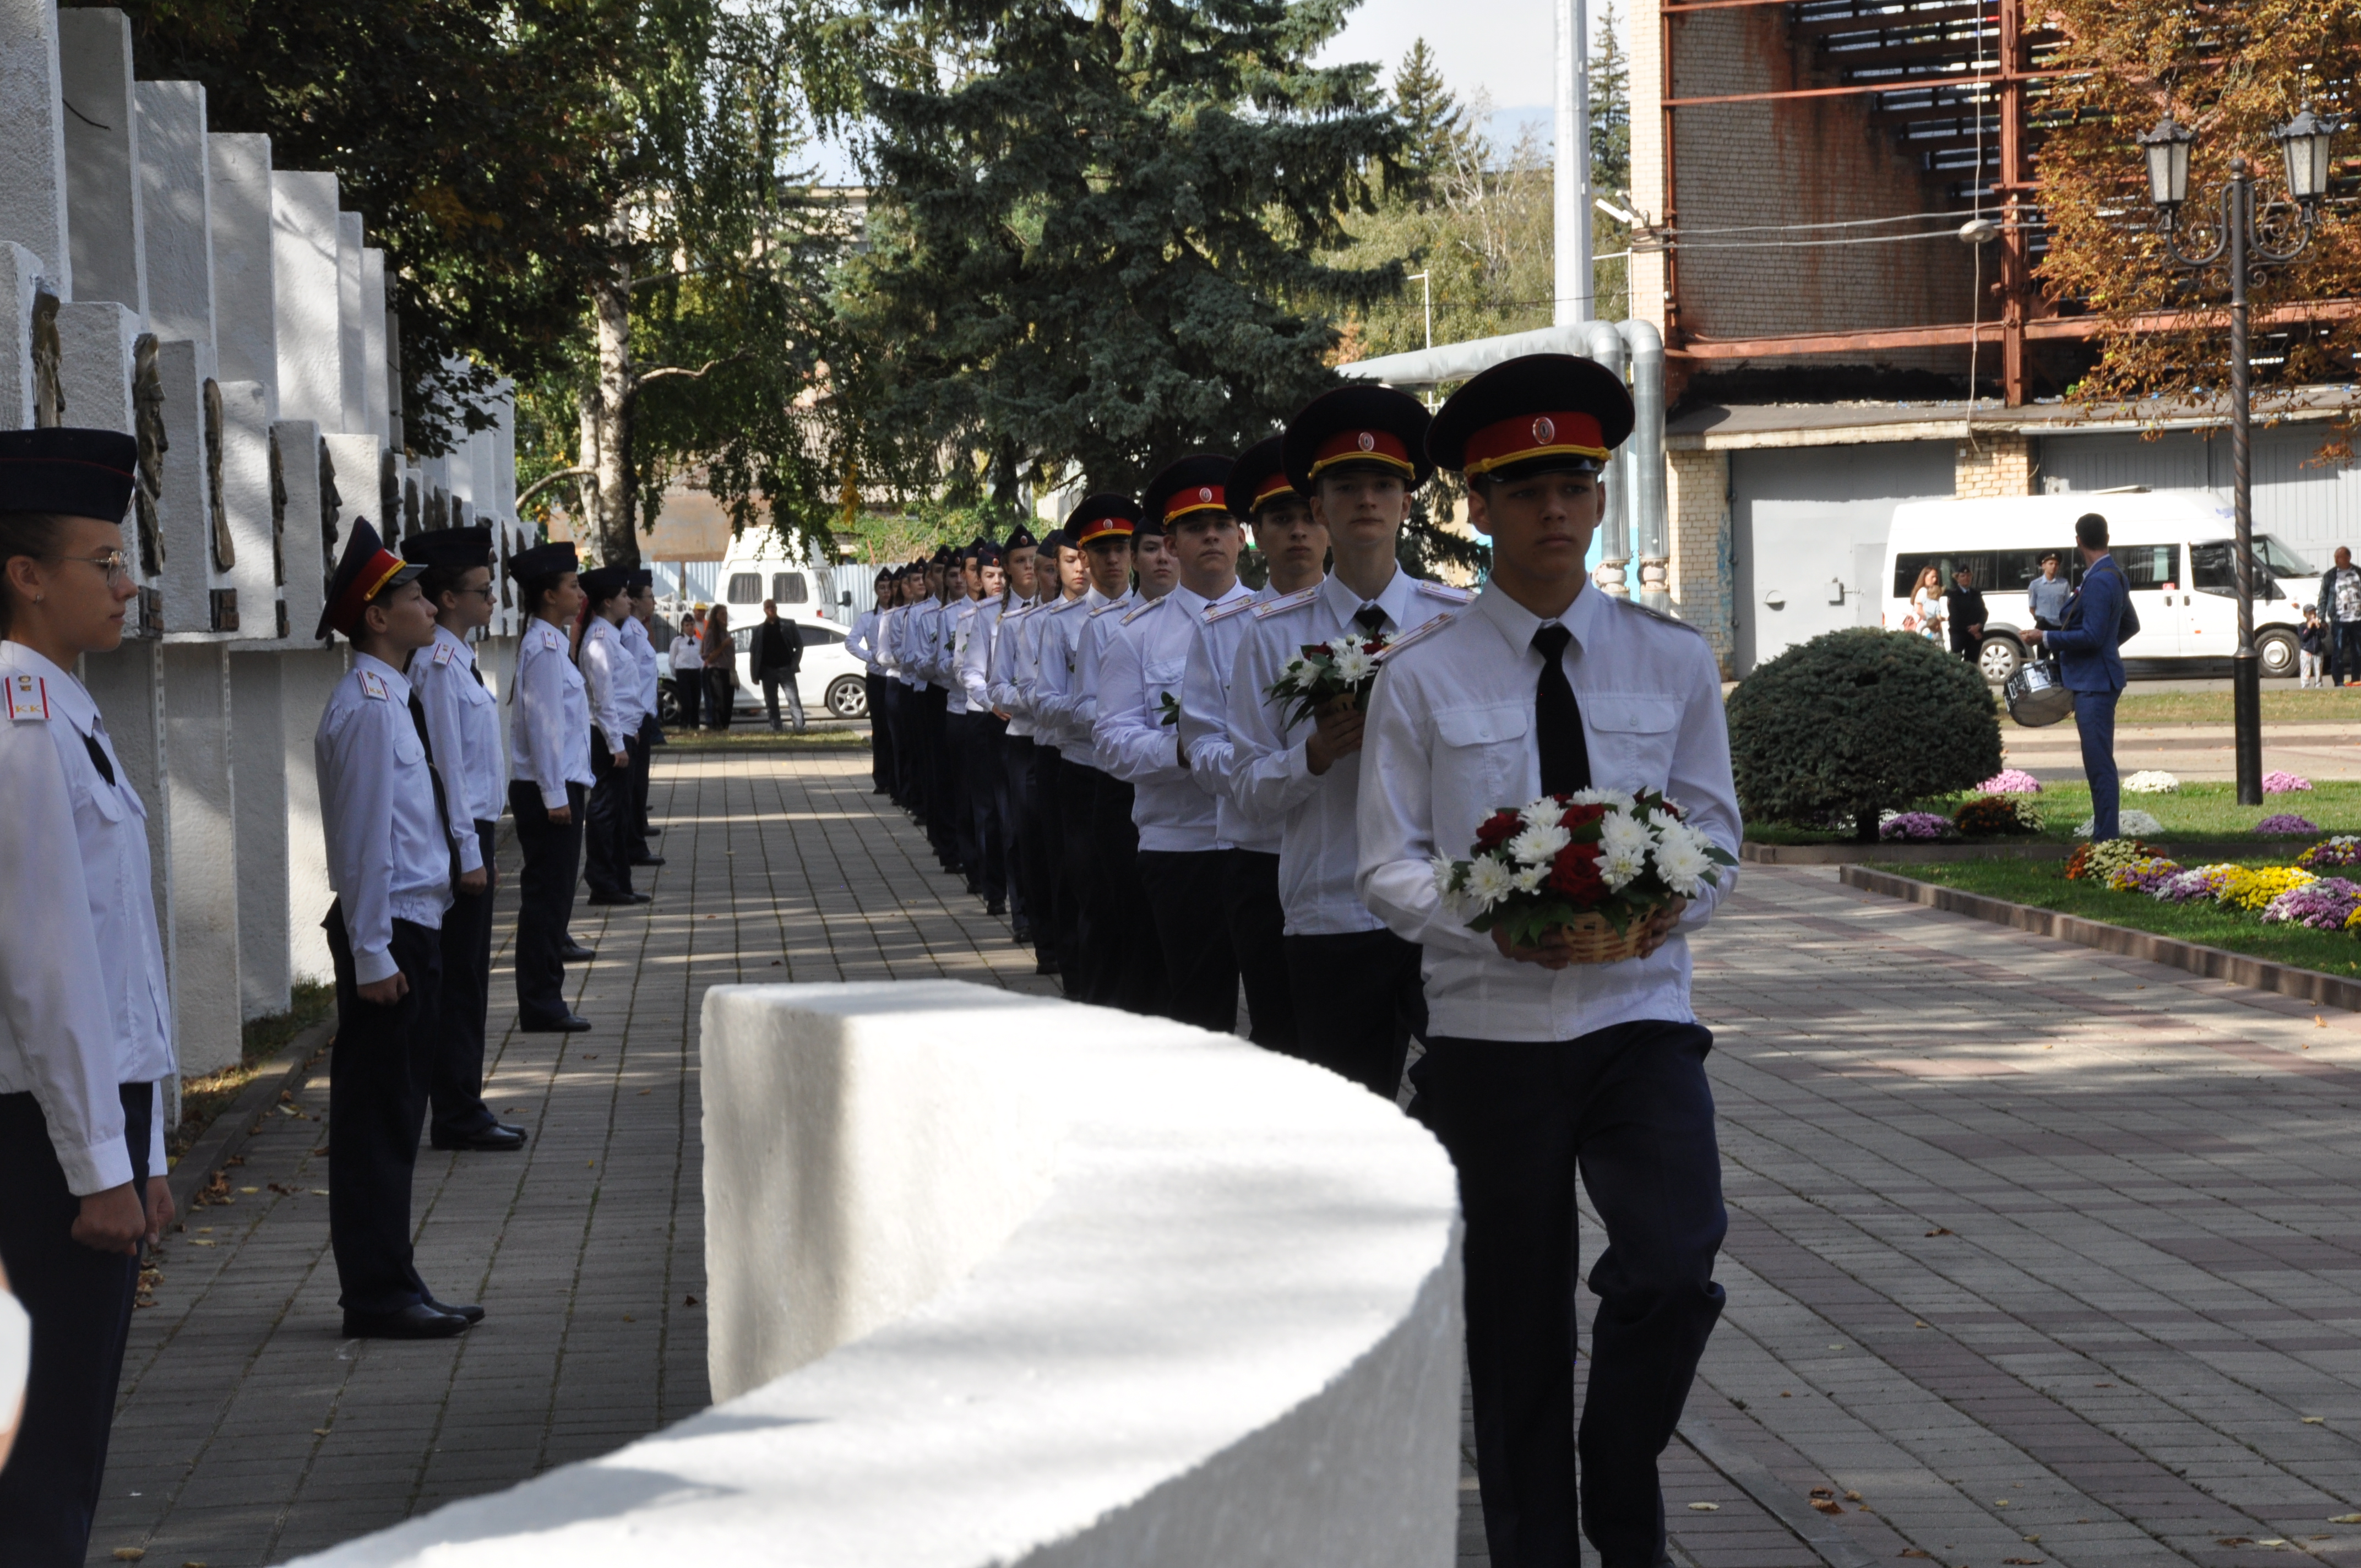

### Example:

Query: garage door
xmin=1732 ymin=443 xmax=1958 ymax=675
xmin=2041 ymin=427 xmax=2361 ymax=572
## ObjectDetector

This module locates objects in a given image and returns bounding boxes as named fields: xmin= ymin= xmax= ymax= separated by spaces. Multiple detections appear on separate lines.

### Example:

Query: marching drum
xmin=2003 ymin=656 xmax=2074 ymax=727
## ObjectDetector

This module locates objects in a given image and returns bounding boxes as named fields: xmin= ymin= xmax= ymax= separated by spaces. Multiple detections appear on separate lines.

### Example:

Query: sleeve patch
xmin=357 ymin=670 xmax=391 ymax=702
xmin=432 ymin=641 xmax=455 ymax=667
xmin=1252 ymin=585 xmax=1320 ymax=619
xmin=7 ymin=673 xmax=48 ymax=722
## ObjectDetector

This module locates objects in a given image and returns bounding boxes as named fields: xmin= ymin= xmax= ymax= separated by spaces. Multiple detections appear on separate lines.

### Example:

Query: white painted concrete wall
xmin=277 ymin=982 xmax=1465 ymax=1568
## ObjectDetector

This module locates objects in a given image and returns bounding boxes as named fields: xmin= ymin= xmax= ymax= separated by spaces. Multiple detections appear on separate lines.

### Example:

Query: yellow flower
xmin=2219 ymin=865 xmax=2315 ymax=912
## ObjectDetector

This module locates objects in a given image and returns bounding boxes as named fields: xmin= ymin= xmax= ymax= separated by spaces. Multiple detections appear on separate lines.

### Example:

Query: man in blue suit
xmin=2024 ymin=512 xmax=2136 ymax=840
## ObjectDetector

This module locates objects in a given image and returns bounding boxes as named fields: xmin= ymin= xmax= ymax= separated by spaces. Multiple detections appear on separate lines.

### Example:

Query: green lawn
xmin=1880 ymin=856 xmax=2361 ymax=978
xmin=659 ymin=725 xmax=872 ymax=752
xmin=1747 ymin=780 xmax=2361 ymax=845
xmin=2004 ymin=687 xmax=2361 ymax=727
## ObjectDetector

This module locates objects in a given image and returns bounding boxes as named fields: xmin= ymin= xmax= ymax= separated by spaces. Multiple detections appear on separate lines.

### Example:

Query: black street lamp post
xmin=2135 ymin=110 xmax=2340 ymax=805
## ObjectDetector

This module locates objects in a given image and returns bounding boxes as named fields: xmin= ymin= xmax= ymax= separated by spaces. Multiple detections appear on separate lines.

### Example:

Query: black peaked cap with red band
xmin=1142 ymin=454 xmax=1236 ymax=535
xmin=317 ymin=516 xmax=426 ymax=641
xmin=1281 ymin=384 xmax=1435 ymax=493
xmin=0 ymin=427 xmax=138 ymax=521
xmin=1067 ymin=493 xmax=1141 ymax=548
xmin=1426 ymin=353 xmax=1635 ymax=482
xmin=1224 ymin=437 xmax=1298 ymax=519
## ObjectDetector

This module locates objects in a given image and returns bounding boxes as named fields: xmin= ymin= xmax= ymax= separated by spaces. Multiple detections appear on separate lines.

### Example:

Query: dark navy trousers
xmin=1282 ymin=927 xmax=1426 ymax=1099
xmin=430 ymin=818 xmax=499 ymax=1140
xmin=584 ymin=727 xmax=637 ymax=900
xmin=511 ymin=778 xmax=586 ymax=1025
xmin=1223 ymin=848 xmax=1296 ymax=1050
xmin=1412 ymin=1020 xmax=1728 ymax=1568
xmin=325 ymin=910 xmax=444 ymax=1316
xmin=0 ymin=1084 xmax=149 ymax=1567
xmin=1138 ymin=848 xmax=1235 ymax=1033
xmin=2073 ymin=686 xmax=2121 ymax=840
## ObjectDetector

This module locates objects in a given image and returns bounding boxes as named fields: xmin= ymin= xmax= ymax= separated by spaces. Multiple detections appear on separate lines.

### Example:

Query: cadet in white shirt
xmin=942 ymin=543 xmax=989 ymax=897
xmin=507 ymin=543 xmax=595 ymax=1033
xmin=1177 ymin=437 xmax=1326 ymax=1050
xmin=667 ymin=606 xmax=705 ymax=729
xmin=577 ymin=567 xmax=648 ymax=908
xmin=1357 ymin=355 xmax=1739 ymax=1568
xmin=847 ymin=567 xmax=897 ymax=796
xmin=0 ymin=429 xmax=177 ymax=1563
xmin=980 ymin=526 xmax=1042 ymax=941
xmin=405 ymin=527 xmax=527 ymax=1155
xmin=1098 ymin=456 xmax=1258 ymax=1032
xmin=1032 ymin=494 xmax=1141 ymax=1004
xmin=955 ymin=540 xmax=1012 ymax=915
xmin=915 ymin=551 xmax=962 ymax=870
xmin=1008 ymin=529 xmax=1085 ymax=976
xmin=313 ymin=518 xmax=480 ymax=1342
xmin=882 ymin=564 xmax=927 ymax=814
xmin=623 ymin=571 xmax=667 ymax=862
xmin=1228 ymin=386 xmax=1467 ymax=1097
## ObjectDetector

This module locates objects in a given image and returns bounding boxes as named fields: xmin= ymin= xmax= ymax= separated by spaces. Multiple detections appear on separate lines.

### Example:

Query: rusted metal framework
xmin=1657 ymin=0 xmax=2064 ymax=400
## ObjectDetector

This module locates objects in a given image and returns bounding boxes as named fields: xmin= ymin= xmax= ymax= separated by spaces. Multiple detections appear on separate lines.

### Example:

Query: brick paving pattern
xmin=86 ymin=750 xmax=2361 ymax=1566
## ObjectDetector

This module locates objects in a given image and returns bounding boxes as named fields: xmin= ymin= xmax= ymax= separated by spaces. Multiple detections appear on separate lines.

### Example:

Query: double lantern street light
xmin=2134 ymin=108 xmax=2342 ymax=805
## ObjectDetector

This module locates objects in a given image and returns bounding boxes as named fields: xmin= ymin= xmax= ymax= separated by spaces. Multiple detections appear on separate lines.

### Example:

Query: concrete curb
xmin=168 ymin=1016 xmax=335 ymax=1216
xmin=1840 ymin=864 xmax=2361 ymax=1012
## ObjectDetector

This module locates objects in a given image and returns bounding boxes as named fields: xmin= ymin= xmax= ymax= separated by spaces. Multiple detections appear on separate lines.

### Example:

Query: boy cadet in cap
xmin=1229 ymin=386 xmax=1470 ymax=1096
xmin=0 ymin=429 xmax=178 ymax=1562
xmin=848 ymin=567 xmax=898 ymax=796
xmin=1084 ymin=504 xmax=1180 ymax=1014
xmin=1002 ymin=527 xmax=1084 ymax=976
xmin=1178 ymin=437 xmax=1327 ymax=1050
xmin=508 ymin=542 xmax=595 ymax=1032
xmin=918 ymin=548 xmax=964 ymax=873
xmin=1098 ymin=456 xmax=1258 ymax=1032
xmin=577 ymin=565 xmax=648 ymax=909
xmin=886 ymin=564 xmax=930 ymax=819
xmin=942 ymin=543 xmax=988 ymax=896
xmin=956 ymin=539 xmax=1013 ymax=915
xmin=313 ymin=517 xmax=485 ymax=1339
xmin=1357 ymin=355 xmax=1740 ymax=1568
xmin=1032 ymin=496 xmax=1140 ymax=1000
xmin=405 ymin=526 xmax=526 ymax=1154
xmin=624 ymin=570 xmax=667 ymax=862
xmin=981 ymin=526 xmax=1041 ymax=940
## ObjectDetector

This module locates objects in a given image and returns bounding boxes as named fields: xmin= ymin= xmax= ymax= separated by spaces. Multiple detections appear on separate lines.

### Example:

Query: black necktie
xmin=1352 ymin=603 xmax=1388 ymax=638
xmin=81 ymin=731 xmax=115 ymax=787
xmin=408 ymin=689 xmax=464 ymax=885
xmin=1531 ymin=623 xmax=1590 ymax=796
xmin=469 ymin=658 xmax=486 ymax=690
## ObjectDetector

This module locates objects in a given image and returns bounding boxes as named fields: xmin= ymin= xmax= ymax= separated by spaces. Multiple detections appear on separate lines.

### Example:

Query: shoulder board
xmin=1253 ymin=585 xmax=1320 ymax=619
xmin=1089 ymin=598 xmax=1131 ymax=619
xmin=1614 ymin=597 xmax=1709 ymax=639
xmin=7 ymin=672 xmax=48 ymax=723
xmin=432 ymin=640 xmax=455 ymax=667
xmin=1414 ymin=579 xmax=1475 ymax=605
xmin=357 ymin=669 xmax=391 ymax=702
xmin=1121 ymin=596 xmax=1166 ymax=625
xmin=1203 ymin=595 xmax=1259 ymax=625
xmin=1374 ymin=612 xmax=1458 ymax=663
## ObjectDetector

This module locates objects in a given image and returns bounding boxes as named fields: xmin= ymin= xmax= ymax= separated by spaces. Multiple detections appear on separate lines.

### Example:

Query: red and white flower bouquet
xmin=1266 ymin=633 xmax=1392 ymax=728
xmin=1432 ymin=787 xmax=1734 ymax=962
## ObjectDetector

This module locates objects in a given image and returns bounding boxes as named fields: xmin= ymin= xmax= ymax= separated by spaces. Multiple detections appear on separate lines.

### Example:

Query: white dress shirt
xmin=1229 ymin=568 xmax=1468 ymax=934
xmin=580 ymin=616 xmax=635 ymax=746
xmin=959 ymin=597 xmax=1004 ymax=714
xmin=890 ymin=604 xmax=929 ymax=690
xmin=1180 ymin=580 xmax=1286 ymax=853
xmin=918 ymin=598 xmax=954 ymax=691
xmin=414 ymin=626 xmax=505 ymax=869
xmin=622 ymin=614 xmax=660 ymax=722
xmin=317 ymin=652 xmax=455 ymax=986
xmin=1097 ymin=581 xmax=1255 ymax=851
xmin=1356 ymin=582 xmax=1742 ymax=1042
xmin=987 ymin=601 xmax=1038 ymax=737
xmin=1031 ymin=589 xmax=1109 ymax=763
xmin=668 ymin=625 xmax=704 ymax=675
xmin=511 ymin=618 xmax=594 ymax=807
xmin=0 ymin=644 xmax=174 ymax=1192
xmin=848 ymin=607 xmax=885 ymax=673
xmin=1011 ymin=596 xmax=1067 ymax=737
xmin=945 ymin=598 xmax=981 ymax=715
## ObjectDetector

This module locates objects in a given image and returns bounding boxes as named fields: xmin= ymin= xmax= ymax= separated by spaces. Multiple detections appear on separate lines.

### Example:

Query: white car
xmin=665 ymin=617 xmax=870 ymax=723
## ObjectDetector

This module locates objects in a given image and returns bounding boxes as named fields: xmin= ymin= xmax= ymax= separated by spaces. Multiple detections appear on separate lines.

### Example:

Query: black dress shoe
xmin=586 ymin=891 xmax=652 ymax=906
xmin=496 ymin=1121 xmax=530 ymax=1139
xmin=342 ymin=1303 xmax=469 ymax=1339
xmin=520 ymin=1012 xmax=593 ymax=1033
xmin=1036 ymin=956 xmax=1060 ymax=977
xmin=986 ymin=897 xmax=1006 ymax=916
xmin=431 ymin=1123 xmax=527 ymax=1152
xmin=425 ymin=1297 xmax=486 ymax=1324
xmin=630 ymin=854 xmax=667 ymax=867
xmin=556 ymin=941 xmax=597 ymax=962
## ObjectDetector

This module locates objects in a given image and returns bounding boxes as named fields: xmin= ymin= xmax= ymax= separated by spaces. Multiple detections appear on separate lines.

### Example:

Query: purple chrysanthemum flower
xmin=2262 ymin=876 xmax=2361 ymax=930
xmin=2263 ymin=770 xmax=2314 ymax=794
xmin=2255 ymin=814 xmax=2321 ymax=836
xmin=1975 ymin=769 xmax=2042 ymax=795
xmin=1879 ymin=811 xmax=1951 ymax=841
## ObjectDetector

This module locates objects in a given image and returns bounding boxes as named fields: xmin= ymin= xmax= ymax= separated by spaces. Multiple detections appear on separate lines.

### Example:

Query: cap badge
xmin=1357 ymin=432 xmax=1377 ymax=452
xmin=1533 ymin=416 xmax=1557 ymax=444
xmin=1198 ymin=486 xmax=1214 ymax=503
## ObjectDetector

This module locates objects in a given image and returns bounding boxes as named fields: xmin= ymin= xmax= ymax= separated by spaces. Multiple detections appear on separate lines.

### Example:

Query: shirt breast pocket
xmin=1585 ymin=693 xmax=1681 ymax=790
xmin=1434 ymin=702 xmax=1530 ymax=809
xmin=394 ymin=722 xmax=426 ymax=768
xmin=1145 ymin=656 xmax=1187 ymax=701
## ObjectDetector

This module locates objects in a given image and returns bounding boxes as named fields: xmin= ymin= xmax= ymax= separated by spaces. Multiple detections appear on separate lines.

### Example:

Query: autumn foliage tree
xmin=2036 ymin=0 xmax=2361 ymax=420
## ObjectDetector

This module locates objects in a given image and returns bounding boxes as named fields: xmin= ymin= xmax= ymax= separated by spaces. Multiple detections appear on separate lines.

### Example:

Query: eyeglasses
xmin=63 ymin=551 xmax=132 ymax=587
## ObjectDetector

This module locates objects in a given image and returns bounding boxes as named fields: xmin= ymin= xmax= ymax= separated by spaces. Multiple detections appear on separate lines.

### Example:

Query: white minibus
xmin=1881 ymin=490 xmax=2320 ymax=683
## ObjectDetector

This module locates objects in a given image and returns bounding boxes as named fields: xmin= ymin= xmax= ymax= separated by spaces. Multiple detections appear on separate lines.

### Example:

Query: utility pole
xmin=1555 ymin=0 xmax=1592 ymax=325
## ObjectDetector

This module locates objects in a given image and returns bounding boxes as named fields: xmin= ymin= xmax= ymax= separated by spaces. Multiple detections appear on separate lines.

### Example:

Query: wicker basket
xmin=1555 ymin=911 xmax=1649 ymax=965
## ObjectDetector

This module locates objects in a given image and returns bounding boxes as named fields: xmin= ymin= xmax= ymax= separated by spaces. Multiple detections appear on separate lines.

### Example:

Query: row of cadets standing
xmin=1226 ymin=385 xmax=1472 ymax=1098
xmin=312 ymin=516 xmax=485 ymax=1341
xmin=404 ymin=528 xmax=529 ymax=1155
xmin=507 ymin=542 xmax=597 ymax=1035
xmin=1174 ymin=437 xmax=1325 ymax=1051
xmin=578 ymin=565 xmax=655 ymax=910
xmin=0 ymin=429 xmax=179 ymax=1564
xmin=1094 ymin=457 xmax=1258 ymax=1033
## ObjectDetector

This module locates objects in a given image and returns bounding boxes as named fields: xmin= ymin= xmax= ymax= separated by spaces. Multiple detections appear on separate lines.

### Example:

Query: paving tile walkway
xmin=87 ymin=750 xmax=2361 ymax=1567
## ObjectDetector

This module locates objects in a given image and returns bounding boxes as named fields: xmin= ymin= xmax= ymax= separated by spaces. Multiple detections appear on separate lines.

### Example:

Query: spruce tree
xmin=841 ymin=0 xmax=1406 ymax=501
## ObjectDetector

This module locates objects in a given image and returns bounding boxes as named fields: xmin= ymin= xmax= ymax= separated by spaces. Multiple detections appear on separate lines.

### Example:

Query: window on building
xmin=774 ymin=573 xmax=808 ymax=604
xmin=727 ymin=573 xmax=762 ymax=605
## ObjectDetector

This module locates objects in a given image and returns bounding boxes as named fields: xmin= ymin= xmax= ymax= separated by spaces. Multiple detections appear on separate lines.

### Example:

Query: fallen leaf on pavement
xmin=1925 ymin=1227 xmax=1953 ymax=1237
xmin=2331 ymin=1513 xmax=2361 ymax=1524
xmin=2304 ymin=1415 xmax=2326 ymax=1424
xmin=112 ymin=1551 xmax=144 ymax=1562
xmin=1686 ymin=1502 xmax=1718 ymax=1511
xmin=1811 ymin=1499 xmax=1843 ymax=1515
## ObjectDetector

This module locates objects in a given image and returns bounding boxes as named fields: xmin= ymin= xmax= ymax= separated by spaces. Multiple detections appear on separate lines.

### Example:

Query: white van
xmin=1881 ymin=490 xmax=2321 ymax=683
xmin=712 ymin=530 xmax=848 ymax=628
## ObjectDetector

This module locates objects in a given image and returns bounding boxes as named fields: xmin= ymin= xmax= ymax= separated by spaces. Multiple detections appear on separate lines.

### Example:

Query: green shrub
xmin=1727 ymin=629 xmax=2003 ymax=842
